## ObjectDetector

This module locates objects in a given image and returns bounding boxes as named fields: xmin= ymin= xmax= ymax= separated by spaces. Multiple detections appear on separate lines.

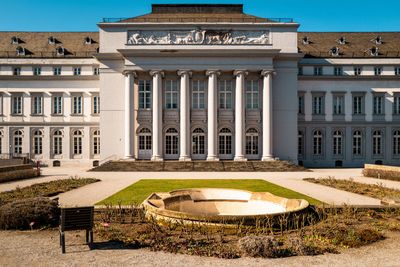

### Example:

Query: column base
xmin=234 ymin=156 xmax=247 ymax=161
xmin=261 ymin=156 xmax=275 ymax=161
xmin=122 ymin=156 xmax=136 ymax=161
xmin=206 ymin=156 xmax=219 ymax=161
xmin=151 ymin=155 xmax=164 ymax=161
xmin=179 ymin=156 xmax=192 ymax=161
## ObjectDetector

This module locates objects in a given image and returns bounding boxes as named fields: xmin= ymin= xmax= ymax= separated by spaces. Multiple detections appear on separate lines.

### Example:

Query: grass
xmin=0 ymin=177 xmax=100 ymax=205
xmin=304 ymin=177 xmax=400 ymax=201
xmin=96 ymin=179 xmax=323 ymax=205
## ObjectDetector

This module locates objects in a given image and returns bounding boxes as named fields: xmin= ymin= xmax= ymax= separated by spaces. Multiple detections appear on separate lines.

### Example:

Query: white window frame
xmin=72 ymin=130 xmax=83 ymax=155
xmin=139 ymin=81 xmax=151 ymax=110
xmin=72 ymin=95 xmax=83 ymax=115
xmin=138 ymin=128 xmax=152 ymax=151
xmin=32 ymin=95 xmax=43 ymax=115
xmin=53 ymin=67 xmax=62 ymax=76
xmin=314 ymin=66 xmax=323 ymax=76
xmin=334 ymin=67 xmax=343 ymax=76
xmin=372 ymin=130 xmax=383 ymax=155
xmin=165 ymin=80 xmax=178 ymax=110
xmin=313 ymin=130 xmax=323 ymax=155
xmin=13 ymin=67 xmax=21 ymax=76
xmin=354 ymin=67 xmax=362 ymax=76
xmin=73 ymin=67 xmax=81 ymax=76
xmin=374 ymin=67 xmax=382 ymax=76
xmin=393 ymin=130 xmax=400 ymax=156
xmin=53 ymin=130 xmax=63 ymax=155
xmin=353 ymin=96 xmax=363 ymax=114
xmin=393 ymin=96 xmax=400 ymax=115
xmin=92 ymin=95 xmax=100 ymax=114
xmin=12 ymin=95 xmax=23 ymax=115
xmin=192 ymin=128 xmax=205 ymax=155
xmin=33 ymin=130 xmax=43 ymax=155
xmin=298 ymin=96 xmax=304 ymax=114
xmin=219 ymin=80 xmax=232 ymax=110
xmin=246 ymin=80 xmax=259 ymax=110
xmin=93 ymin=67 xmax=99 ymax=75
xmin=13 ymin=130 xmax=23 ymax=155
xmin=192 ymin=80 xmax=205 ymax=110
xmin=313 ymin=96 xmax=323 ymax=115
xmin=333 ymin=96 xmax=344 ymax=115
xmin=33 ymin=67 xmax=41 ymax=76
xmin=245 ymin=128 xmax=259 ymax=155
xmin=165 ymin=128 xmax=178 ymax=155
xmin=352 ymin=130 xmax=362 ymax=156
xmin=373 ymin=96 xmax=383 ymax=115
xmin=332 ymin=130 xmax=343 ymax=155
xmin=92 ymin=130 xmax=100 ymax=155
xmin=219 ymin=128 xmax=232 ymax=155
xmin=52 ymin=95 xmax=63 ymax=115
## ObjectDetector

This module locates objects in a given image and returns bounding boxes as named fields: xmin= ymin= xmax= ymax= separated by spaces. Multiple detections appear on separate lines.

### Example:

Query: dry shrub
xmin=0 ymin=169 xmax=40 ymax=183
xmin=363 ymin=168 xmax=400 ymax=181
xmin=237 ymin=235 xmax=279 ymax=258
xmin=0 ymin=197 xmax=59 ymax=230
xmin=286 ymin=236 xmax=308 ymax=256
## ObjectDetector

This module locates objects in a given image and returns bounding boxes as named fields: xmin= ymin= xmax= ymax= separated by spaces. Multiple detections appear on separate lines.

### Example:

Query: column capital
xmin=177 ymin=69 xmax=192 ymax=77
xmin=122 ymin=70 xmax=137 ymax=77
xmin=149 ymin=70 xmax=165 ymax=77
xmin=233 ymin=69 xmax=248 ymax=77
xmin=261 ymin=69 xmax=276 ymax=76
xmin=205 ymin=70 xmax=221 ymax=76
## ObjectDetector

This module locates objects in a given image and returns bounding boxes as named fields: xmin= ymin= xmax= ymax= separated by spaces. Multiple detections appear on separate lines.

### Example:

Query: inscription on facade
xmin=127 ymin=30 xmax=270 ymax=45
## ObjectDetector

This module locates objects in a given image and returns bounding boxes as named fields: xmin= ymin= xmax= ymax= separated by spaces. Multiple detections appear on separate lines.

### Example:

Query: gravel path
xmin=0 ymin=230 xmax=399 ymax=267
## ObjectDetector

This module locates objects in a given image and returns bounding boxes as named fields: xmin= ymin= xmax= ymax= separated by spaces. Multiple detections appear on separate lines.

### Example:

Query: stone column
xmin=261 ymin=70 xmax=274 ymax=161
xmin=206 ymin=70 xmax=220 ymax=161
xmin=123 ymin=71 xmax=136 ymax=159
xmin=150 ymin=70 xmax=164 ymax=161
xmin=178 ymin=70 xmax=192 ymax=161
xmin=233 ymin=70 xmax=248 ymax=161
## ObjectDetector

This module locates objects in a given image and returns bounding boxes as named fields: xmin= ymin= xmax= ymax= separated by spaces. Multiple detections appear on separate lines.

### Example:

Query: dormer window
xmin=302 ymin=36 xmax=310 ymax=44
xmin=85 ymin=37 xmax=92 ymax=44
xmin=56 ymin=46 xmax=64 ymax=56
xmin=48 ymin=36 xmax=56 ymax=44
xmin=338 ymin=37 xmax=346 ymax=44
xmin=374 ymin=36 xmax=382 ymax=44
xmin=16 ymin=46 xmax=25 ymax=56
xmin=11 ymin=36 xmax=19 ymax=44
xmin=370 ymin=46 xmax=379 ymax=56
xmin=330 ymin=47 xmax=339 ymax=56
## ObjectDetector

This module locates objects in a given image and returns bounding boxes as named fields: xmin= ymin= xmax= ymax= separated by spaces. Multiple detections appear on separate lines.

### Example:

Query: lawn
xmin=97 ymin=179 xmax=322 ymax=205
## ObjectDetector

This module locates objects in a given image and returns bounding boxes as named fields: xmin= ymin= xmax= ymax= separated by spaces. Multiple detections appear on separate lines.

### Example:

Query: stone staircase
xmin=91 ymin=160 xmax=307 ymax=172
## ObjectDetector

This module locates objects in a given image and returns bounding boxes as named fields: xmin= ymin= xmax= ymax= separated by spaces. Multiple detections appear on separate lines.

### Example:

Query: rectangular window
xmin=353 ymin=96 xmax=363 ymax=114
xmin=92 ymin=95 xmax=100 ymax=114
xmin=313 ymin=96 xmax=323 ymax=115
xmin=32 ymin=95 xmax=43 ymax=115
xmin=333 ymin=96 xmax=344 ymax=115
xmin=34 ymin=67 xmax=41 ymax=76
xmin=13 ymin=67 xmax=21 ymax=76
xmin=354 ymin=67 xmax=362 ymax=76
xmin=53 ymin=136 xmax=62 ymax=155
xmin=73 ymin=67 xmax=81 ymax=76
xmin=246 ymin=80 xmax=259 ymax=109
xmin=394 ymin=96 xmax=400 ymax=114
xmin=93 ymin=137 xmax=100 ymax=155
xmin=139 ymin=81 xmax=151 ymax=109
xmin=334 ymin=67 xmax=343 ymax=76
xmin=165 ymin=80 xmax=178 ymax=109
xmin=298 ymin=96 xmax=304 ymax=114
xmin=373 ymin=96 xmax=383 ymax=114
xmin=12 ymin=95 xmax=22 ymax=115
xmin=192 ymin=80 xmax=205 ymax=109
xmin=298 ymin=132 xmax=303 ymax=156
xmin=353 ymin=132 xmax=362 ymax=155
xmin=53 ymin=67 xmax=61 ymax=76
xmin=314 ymin=67 xmax=323 ymax=76
xmin=72 ymin=95 xmax=82 ymax=115
xmin=93 ymin=68 xmax=99 ymax=75
xmin=53 ymin=96 xmax=63 ymax=115
xmin=374 ymin=67 xmax=382 ymax=76
xmin=298 ymin=67 xmax=303 ymax=75
xmin=73 ymin=136 xmax=82 ymax=154
xmin=219 ymin=80 xmax=232 ymax=109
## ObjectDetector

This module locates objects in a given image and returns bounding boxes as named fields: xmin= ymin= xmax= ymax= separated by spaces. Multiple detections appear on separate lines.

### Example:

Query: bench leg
xmin=89 ymin=230 xmax=93 ymax=250
xmin=60 ymin=232 xmax=66 ymax=254
xmin=86 ymin=230 xmax=89 ymax=243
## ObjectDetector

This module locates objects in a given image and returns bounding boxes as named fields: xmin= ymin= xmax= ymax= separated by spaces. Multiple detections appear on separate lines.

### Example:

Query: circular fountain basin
xmin=142 ymin=188 xmax=309 ymax=225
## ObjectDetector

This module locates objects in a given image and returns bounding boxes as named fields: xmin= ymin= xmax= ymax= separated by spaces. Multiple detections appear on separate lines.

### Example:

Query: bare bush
xmin=0 ymin=169 xmax=40 ymax=183
xmin=237 ymin=235 xmax=279 ymax=258
xmin=0 ymin=197 xmax=59 ymax=230
xmin=287 ymin=236 xmax=308 ymax=255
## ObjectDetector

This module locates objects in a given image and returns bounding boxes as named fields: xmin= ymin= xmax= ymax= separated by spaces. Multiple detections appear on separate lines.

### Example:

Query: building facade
xmin=0 ymin=4 xmax=399 ymax=167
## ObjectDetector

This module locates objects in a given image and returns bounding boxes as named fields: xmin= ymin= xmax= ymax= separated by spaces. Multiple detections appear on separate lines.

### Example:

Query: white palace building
xmin=0 ymin=4 xmax=400 ymax=167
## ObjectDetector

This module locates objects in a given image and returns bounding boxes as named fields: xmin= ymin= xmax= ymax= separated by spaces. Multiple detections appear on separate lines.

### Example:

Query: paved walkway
xmin=2 ymin=167 xmax=399 ymax=207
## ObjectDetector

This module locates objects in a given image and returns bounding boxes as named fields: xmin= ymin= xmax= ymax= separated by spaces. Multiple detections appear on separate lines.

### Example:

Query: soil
xmin=0 ymin=230 xmax=399 ymax=267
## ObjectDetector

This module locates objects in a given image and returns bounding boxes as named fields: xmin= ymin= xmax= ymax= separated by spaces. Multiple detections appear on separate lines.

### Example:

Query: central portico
xmin=96 ymin=4 xmax=300 ymax=163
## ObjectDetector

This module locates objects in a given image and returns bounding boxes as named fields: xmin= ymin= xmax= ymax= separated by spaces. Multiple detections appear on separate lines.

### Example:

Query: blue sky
xmin=1 ymin=0 xmax=399 ymax=32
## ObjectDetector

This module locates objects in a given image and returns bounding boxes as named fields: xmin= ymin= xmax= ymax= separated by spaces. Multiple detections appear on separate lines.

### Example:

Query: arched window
xmin=0 ymin=130 xmax=3 ymax=154
xmin=192 ymin=128 xmax=205 ymax=155
xmin=245 ymin=128 xmax=259 ymax=155
xmin=72 ymin=130 xmax=83 ymax=155
xmin=33 ymin=130 xmax=43 ymax=155
xmin=219 ymin=128 xmax=232 ymax=155
xmin=298 ymin=130 xmax=303 ymax=156
xmin=332 ymin=130 xmax=343 ymax=155
xmin=53 ymin=130 xmax=63 ymax=155
xmin=372 ymin=130 xmax=382 ymax=155
xmin=93 ymin=130 xmax=100 ymax=155
xmin=393 ymin=130 xmax=400 ymax=155
xmin=165 ymin=128 xmax=178 ymax=155
xmin=313 ymin=130 xmax=323 ymax=155
xmin=353 ymin=130 xmax=362 ymax=155
xmin=13 ymin=130 xmax=23 ymax=155
xmin=138 ymin=128 xmax=152 ymax=151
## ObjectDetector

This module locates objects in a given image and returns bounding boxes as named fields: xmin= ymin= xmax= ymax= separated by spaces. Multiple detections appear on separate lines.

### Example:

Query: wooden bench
xmin=59 ymin=206 xmax=94 ymax=253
